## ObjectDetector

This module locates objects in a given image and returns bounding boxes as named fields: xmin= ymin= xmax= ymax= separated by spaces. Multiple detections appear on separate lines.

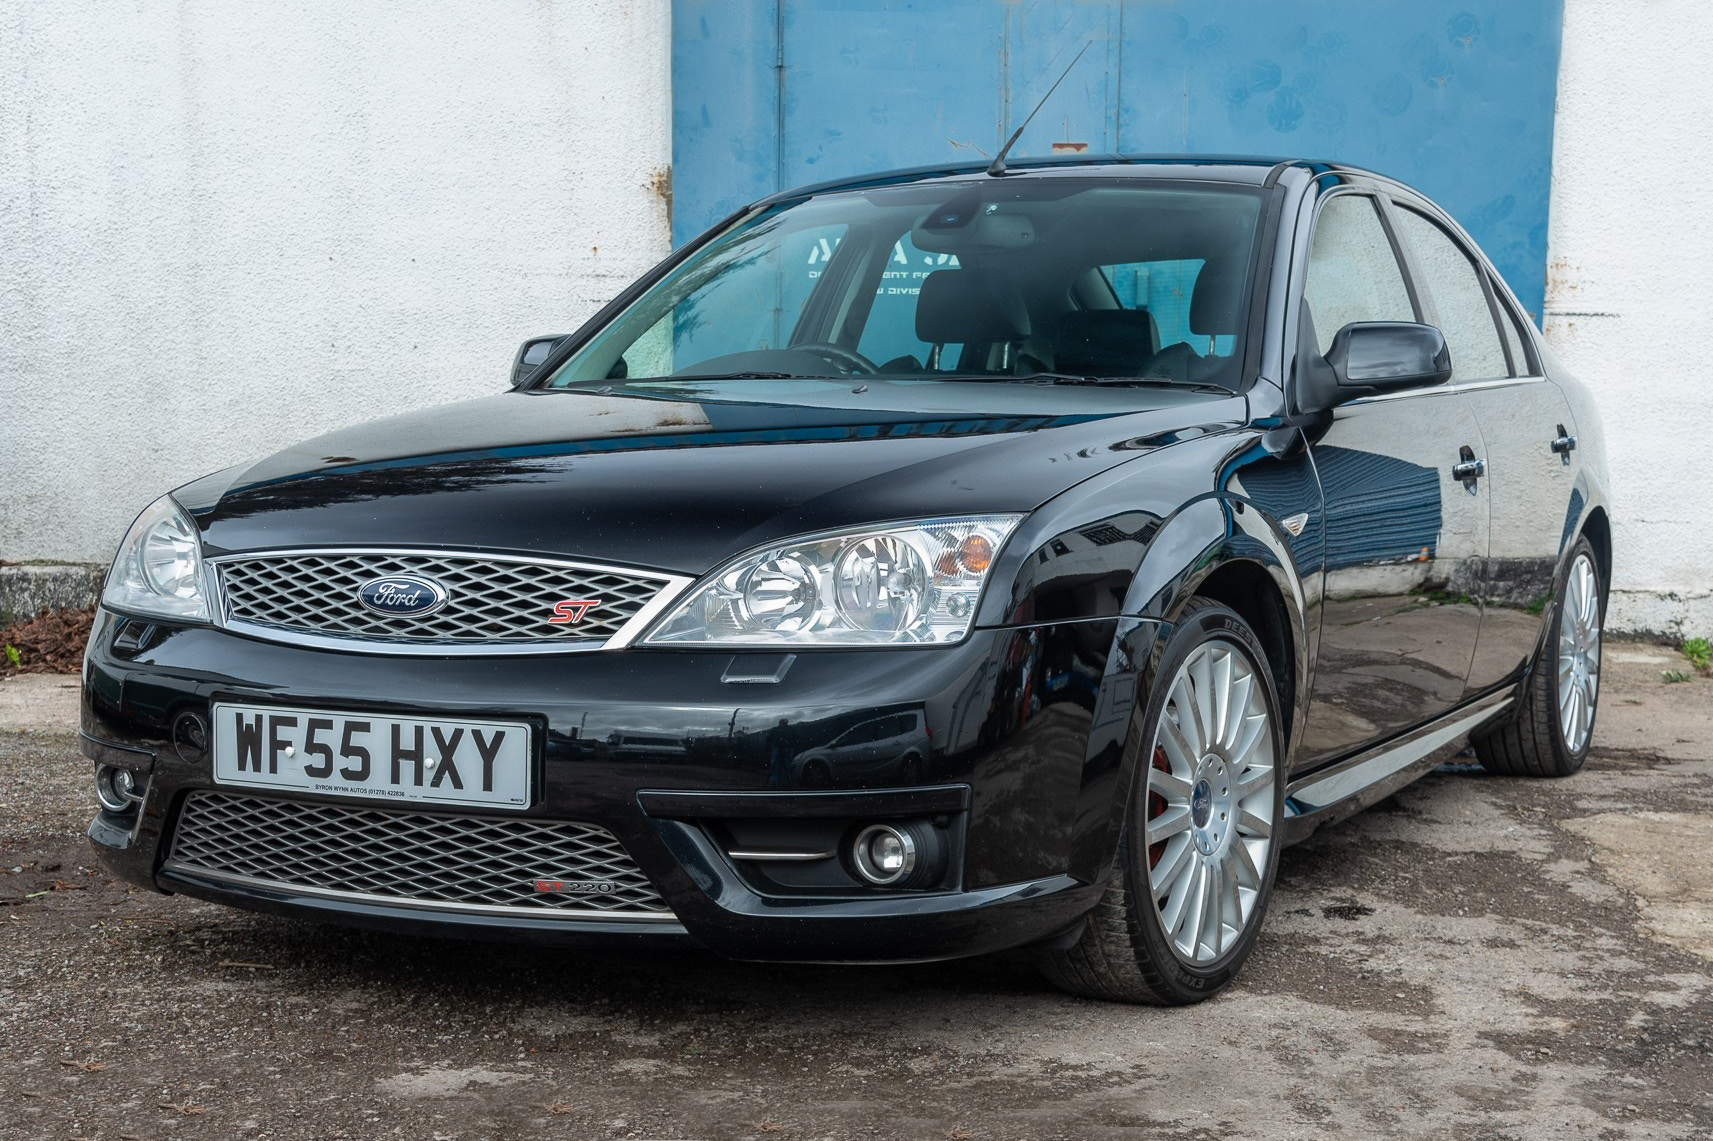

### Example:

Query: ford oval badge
xmin=356 ymin=575 xmax=449 ymax=618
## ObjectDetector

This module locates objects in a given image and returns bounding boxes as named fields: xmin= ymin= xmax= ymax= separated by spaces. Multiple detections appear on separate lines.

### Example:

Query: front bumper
xmin=82 ymin=608 xmax=1149 ymax=962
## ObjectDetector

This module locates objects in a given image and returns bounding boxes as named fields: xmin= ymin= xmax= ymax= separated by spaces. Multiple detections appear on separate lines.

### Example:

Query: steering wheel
xmin=795 ymin=342 xmax=879 ymax=376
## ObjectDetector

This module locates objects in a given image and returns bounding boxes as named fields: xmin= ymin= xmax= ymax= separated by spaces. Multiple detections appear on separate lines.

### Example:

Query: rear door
xmin=1383 ymin=197 xmax=1578 ymax=694
xmin=1295 ymin=191 xmax=1490 ymax=768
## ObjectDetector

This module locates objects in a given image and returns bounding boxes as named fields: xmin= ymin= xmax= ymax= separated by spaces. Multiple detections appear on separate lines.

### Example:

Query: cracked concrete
xmin=1563 ymin=812 xmax=1713 ymax=962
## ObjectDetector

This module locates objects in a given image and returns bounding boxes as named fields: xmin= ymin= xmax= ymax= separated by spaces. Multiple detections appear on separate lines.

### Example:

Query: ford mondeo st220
xmin=83 ymin=157 xmax=1608 ymax=1004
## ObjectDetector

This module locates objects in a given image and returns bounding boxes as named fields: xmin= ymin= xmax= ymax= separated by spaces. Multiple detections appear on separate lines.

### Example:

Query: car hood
xmin=178 ymin=379 xmax=1244 ymax=574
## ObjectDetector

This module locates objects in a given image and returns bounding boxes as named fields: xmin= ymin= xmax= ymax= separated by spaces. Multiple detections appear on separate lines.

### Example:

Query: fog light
xmin=849 ymin=820 xmax=948 ymax=889
xmin=853 ymin=824 xmax=916 ymax=885
xmin=94 ymin=765 xmax=144 ymax=813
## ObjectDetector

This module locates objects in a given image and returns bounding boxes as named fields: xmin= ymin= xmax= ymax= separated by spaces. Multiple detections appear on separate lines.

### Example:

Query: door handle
xmin=1551 ymin=423 xmax=1577 ymax=458
xmin=1451 ymin=457 xmax=1486 ymax=481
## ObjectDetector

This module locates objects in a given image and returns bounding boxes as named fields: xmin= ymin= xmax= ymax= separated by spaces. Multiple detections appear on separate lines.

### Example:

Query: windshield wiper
xmin=940 ymin=371 xmax=1231 ymax=394
xmin=669 ymin=371 xmax=818 ymax=381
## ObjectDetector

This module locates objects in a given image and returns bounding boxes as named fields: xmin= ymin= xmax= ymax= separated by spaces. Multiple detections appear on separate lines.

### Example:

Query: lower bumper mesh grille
xmin=166 ymin=790 xmax=672 ymax=920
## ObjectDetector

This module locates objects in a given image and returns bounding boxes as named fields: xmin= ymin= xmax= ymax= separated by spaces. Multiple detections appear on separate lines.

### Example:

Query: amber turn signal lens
xmin=956 ymin=535 xmax=994 ymax=574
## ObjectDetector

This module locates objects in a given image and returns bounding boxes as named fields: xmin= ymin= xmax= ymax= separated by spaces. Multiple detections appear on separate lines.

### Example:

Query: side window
xmin=1302 ymin=195 xmax=1416 ymax=355
xmin=856 ymin=232 xmax=959 ymax=367
xmin=1388 ymin=206 xmax=1508 ymax=382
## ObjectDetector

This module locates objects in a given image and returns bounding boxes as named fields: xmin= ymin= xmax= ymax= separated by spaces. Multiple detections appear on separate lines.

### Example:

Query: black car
xmin=82 ymin=156 xmax=1608 ymax=1004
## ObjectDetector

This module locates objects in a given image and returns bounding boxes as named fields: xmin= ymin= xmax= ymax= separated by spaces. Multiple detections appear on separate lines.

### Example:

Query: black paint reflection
xmin=548 ymin=702 xmax=934 ymax=792
xmin=1297 ymin=395 xmax=1485 ymax=766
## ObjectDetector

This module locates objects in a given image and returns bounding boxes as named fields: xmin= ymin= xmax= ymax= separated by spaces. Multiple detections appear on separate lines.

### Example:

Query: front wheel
xmin=1041 ymin=598 xmax=1285 ymax=1004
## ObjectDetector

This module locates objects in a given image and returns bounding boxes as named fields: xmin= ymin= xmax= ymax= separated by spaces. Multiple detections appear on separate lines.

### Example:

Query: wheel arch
xmin=1062 ymin=494 xmax=1312 ymax=885
xmin=1191 ymin=560 xmax=1297 ymax=745
xmin=1579 ymin=505 xmax=1612 ymax=604
xmin=1119 ymin=493 xmax=1311 ymax=750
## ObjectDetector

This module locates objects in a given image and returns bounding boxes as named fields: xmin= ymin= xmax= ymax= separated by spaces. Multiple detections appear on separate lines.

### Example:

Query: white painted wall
xmin=3 ymin=0 xmax=1706 ymax=639
xmin=1544 ymin=0 xmax=1713 ymax=636
xmin=0 ymin=0 xmax=673 ymax=564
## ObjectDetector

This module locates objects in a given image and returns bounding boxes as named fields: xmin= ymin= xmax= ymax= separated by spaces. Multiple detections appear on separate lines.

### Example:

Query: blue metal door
xmin=672 ymin=0 xmax=1563 ymax=319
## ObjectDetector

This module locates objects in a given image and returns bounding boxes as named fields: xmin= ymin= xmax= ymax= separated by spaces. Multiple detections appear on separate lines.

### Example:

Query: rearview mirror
xmin=1298 ymin=321 xmax=1451 ymax=412
xmin=512 ymin=334 xmax=569 ymax=387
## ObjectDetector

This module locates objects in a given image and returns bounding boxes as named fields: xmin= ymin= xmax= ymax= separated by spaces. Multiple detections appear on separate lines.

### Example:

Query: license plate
xmin=211 ymin=702 xmax=532 ymax=810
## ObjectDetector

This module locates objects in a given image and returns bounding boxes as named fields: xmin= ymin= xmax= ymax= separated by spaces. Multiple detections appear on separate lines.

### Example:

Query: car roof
xmin=754 ymin=155 xmax=1393 ymax=208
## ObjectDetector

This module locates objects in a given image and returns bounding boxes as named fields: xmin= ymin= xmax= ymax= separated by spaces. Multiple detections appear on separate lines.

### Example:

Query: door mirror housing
xmin=512 ymin=334 xmax=569 ymax=387
xmin=1330 ymin=320 xmax=1451 ymax=394
xmin=1297 ymin=321 xmax=1452 ymax=412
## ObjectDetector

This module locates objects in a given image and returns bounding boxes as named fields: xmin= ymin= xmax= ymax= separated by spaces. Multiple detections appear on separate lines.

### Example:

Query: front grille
xmin=216 ymin=550 xmax=676 ymax=647
xmin=166 ymin=790 xmax=673 ymax=919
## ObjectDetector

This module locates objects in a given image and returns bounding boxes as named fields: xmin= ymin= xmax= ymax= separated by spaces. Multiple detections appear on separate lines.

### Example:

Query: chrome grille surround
xmin=166 ymin=790 xmax=674 ymax=920
xmin=211 ymin=548 xmax=692 ymax=655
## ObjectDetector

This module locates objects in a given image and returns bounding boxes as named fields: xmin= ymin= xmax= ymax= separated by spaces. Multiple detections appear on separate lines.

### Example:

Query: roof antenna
xmin=987 ymin=40 xmax=1093 ymax=178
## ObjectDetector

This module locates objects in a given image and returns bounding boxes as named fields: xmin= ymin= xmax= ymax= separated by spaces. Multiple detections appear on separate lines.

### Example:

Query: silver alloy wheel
xmin=1557 ymin=552 xmax=1602 ymax=754
xmin=1144 ymin=640 xmax=1277 ymax=965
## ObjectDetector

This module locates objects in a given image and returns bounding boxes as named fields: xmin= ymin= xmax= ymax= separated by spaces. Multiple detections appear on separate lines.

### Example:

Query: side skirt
xmin=1281 ymin=688 xmax=1515 ymax=844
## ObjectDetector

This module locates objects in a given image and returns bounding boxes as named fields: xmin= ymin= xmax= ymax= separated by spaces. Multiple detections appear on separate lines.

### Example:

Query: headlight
xmin=643 ymin=515 xmax=1022 ymax=647
xmin=101 ymin=495 xmax=211 ymax=622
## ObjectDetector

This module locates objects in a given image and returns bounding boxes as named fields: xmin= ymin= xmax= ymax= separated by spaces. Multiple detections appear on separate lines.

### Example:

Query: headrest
xmin=1055 ymin=310 xmax=1160 ymax=376
xmin=1189 ymin=257 xmax=1245 ymax=336
xmin=915 ymin=268 xmax=1031 ymax=345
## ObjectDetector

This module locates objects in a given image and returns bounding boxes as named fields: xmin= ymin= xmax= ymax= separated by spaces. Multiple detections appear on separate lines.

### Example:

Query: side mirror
xmin=512 ymin=334 xmax=569 ymax=387
xmin=1327 ymin=321 xmax=1451 ymax=393
xmin=1298 ymin=321 xmax=1451 ymax=412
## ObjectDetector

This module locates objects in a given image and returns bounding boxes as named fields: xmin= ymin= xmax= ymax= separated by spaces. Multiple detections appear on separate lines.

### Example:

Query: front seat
xmin=1054 ymin=309 xmax=1161 ymax=377
xmin=914 ymin=267 xmax=1032 ymax=373
xmin=1146 ymin=257 xmax=1244 ymax=383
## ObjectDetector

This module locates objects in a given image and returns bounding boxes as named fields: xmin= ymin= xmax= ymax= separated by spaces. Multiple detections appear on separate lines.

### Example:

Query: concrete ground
xmin=1 ymin=644 xmax=1709 ymax=1141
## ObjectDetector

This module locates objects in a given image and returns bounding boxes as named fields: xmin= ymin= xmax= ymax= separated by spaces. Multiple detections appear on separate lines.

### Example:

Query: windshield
xmin=543 ymin=177 xmax=1266 ymax=391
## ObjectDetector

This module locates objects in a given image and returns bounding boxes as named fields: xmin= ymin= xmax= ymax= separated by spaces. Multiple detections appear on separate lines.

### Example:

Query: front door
xmin=1293 ymin=192 xmax=1489 ymax=767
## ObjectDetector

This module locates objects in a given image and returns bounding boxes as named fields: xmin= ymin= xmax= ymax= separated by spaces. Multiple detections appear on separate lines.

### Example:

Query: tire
xmin=1474 ymin=536 xmax=1604 ymax=778
xmin=1040 ymin=598 xmax=1286 ymax=1005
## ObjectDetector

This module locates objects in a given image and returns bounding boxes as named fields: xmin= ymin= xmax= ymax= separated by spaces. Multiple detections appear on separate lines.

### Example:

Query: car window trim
xmin=1383 ymin=198 xmax=1518 ymax=386
xmin=1386 ymin=191 xmax=1547 ymax=381
xmin=1368 ymin=194 xmax=1431 ymax=326
xmin=1345 ymin=374 xmax=1532 ymax=406
xmin=1486 ymin=270 xmax=1545 ymax=379
xmin=1476 ymin=260 xmax=1518 ymax=378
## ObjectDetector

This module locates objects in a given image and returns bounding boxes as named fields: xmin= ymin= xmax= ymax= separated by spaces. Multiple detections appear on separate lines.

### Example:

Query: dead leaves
xmin=58 ymin=1060 xmax=105 ymax=1073
xmin=0 ymin=605 xmax=95 ymax=674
